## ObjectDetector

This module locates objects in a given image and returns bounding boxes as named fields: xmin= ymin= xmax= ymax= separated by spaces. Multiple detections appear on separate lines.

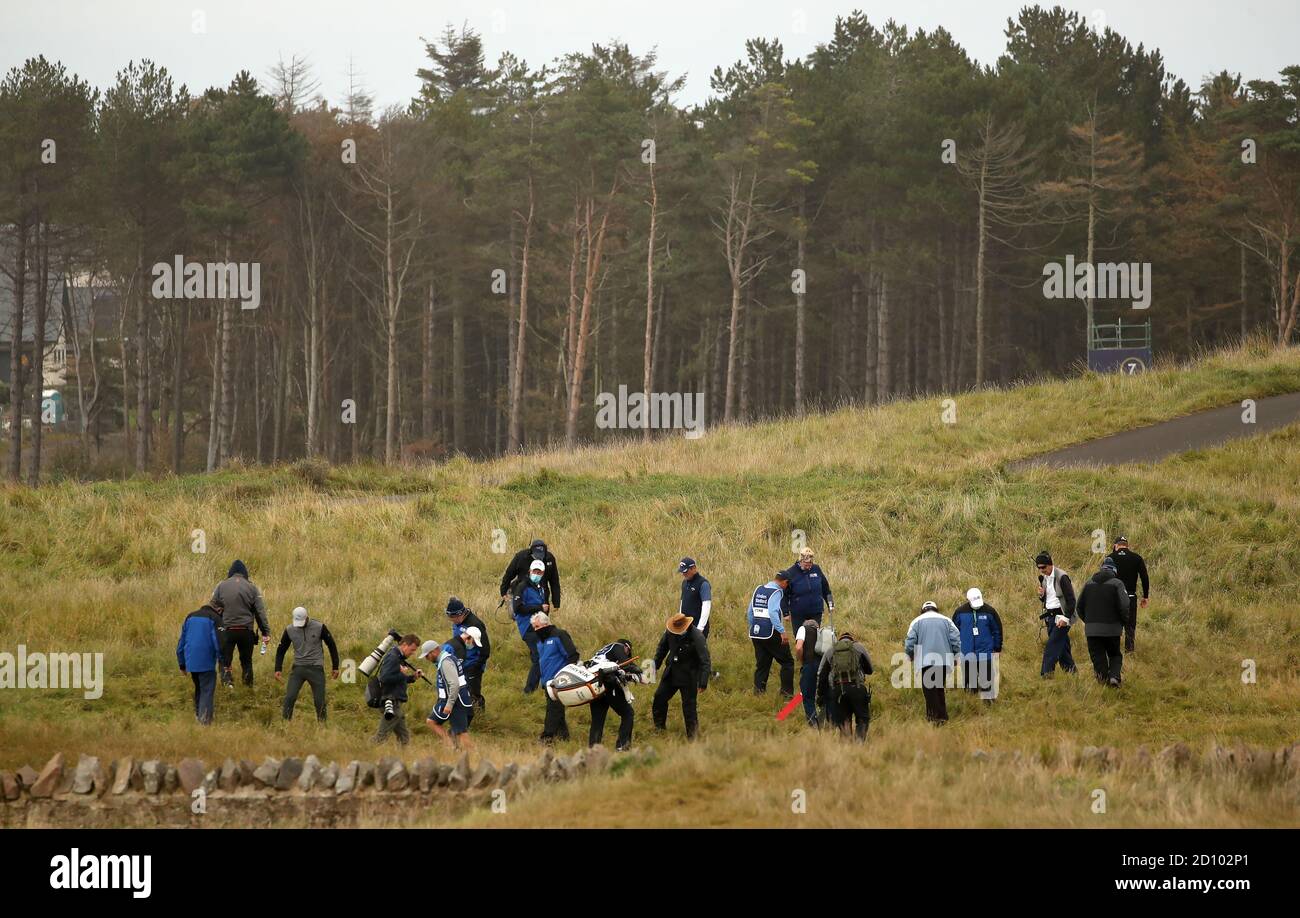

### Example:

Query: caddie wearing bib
xmin=420 ymin=640 xmax=474 ymax=751
xmin=749 ymin=570 xmax=795 ymax=696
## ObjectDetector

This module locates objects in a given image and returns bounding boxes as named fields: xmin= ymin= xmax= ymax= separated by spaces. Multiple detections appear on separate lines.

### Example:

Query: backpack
xmin=815 ymin=621 xmax=836 ymax=656
xmin=364 ymin=676 xmax=384 ymax=709
xmin=830 ymin=638 xmax=861 ymax=687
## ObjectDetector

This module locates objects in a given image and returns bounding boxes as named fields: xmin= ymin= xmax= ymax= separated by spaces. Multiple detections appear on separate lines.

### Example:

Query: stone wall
xmin=0 ymin=746 xmax=613 ymax=828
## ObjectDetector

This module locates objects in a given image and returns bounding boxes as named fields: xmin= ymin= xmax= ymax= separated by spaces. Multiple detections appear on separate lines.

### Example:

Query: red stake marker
xmin=776 ymin=693 xmax=803 ymax=721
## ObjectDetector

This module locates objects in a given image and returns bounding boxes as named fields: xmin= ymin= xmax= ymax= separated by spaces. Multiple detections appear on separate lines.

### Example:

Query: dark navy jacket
xmin=952 ymin=602 xmax=1003 ymax=657
xmin=783 ymin=564 xmax=832 ymax=623
xmin=511 ymin=578 xmax=550 ymax=638
xmin=378 ymin=645 xmax=417 ymax=703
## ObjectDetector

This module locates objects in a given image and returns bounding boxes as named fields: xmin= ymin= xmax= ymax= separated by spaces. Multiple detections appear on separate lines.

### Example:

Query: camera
xmin=383 ymin=698 xmax=397 ymax=721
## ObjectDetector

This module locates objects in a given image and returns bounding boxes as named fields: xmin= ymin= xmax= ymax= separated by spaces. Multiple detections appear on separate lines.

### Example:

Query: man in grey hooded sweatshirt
xmin=1077 ymin=560 xmax=1132 ymax=687
xmin=212 ymin=559 xmax=271 ymax=688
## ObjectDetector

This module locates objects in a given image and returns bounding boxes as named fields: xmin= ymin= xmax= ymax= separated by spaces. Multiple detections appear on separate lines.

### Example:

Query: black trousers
xmin=1124 ymin=595 xmax=1138 ymax=650
xmin=541 ymin=697 xmax=569 ymax=742
xmin=921 ymin=665 xmax=949 ymax=723
xmin=1087 ymin=635 xmax=1124 ymax=683
xmin=829 ymin=684 xmax=871 ymax=740
xmin=282 ymin=664 xmax=327 ymax=720
xmin=589 ymin=686 xmax=634 ymax=749
xmin=752 ymin=634 xmax=794 ymax=695
xmin=466 ymin=665 xmax=485 ymax=711
xmin=652 ymin=678 xmax=699 ymax=738
xmin=221 ymin=628 xmax=257 ymax=685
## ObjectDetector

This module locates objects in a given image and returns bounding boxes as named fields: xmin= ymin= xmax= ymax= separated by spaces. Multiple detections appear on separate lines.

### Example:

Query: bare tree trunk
xmin=794 ymin=192 xmax=806 ymax=414
xmin=876 ymin=269 xmax=892 ymax=401
xmin=642 ymin=163 xmax=657 ymax=440
xmin=1240 ymin=240 xmax=1248 ymax=339
xmin=864 ymin=272 xmax=878 ymax=404
xmin=423 ymin=282 xmax=435 ymax=440
xmin=171 ymin=304 xmax=187 ymax=472
xmin=6 ymin=220 xmax=26 ymax=482
xmin=564 ymin=193 xmax=613 ymax=447
xmin=217 ymin=237 xmax=235 ymax=466
xmin=452 ymin=297 xmax=465 ymax=454
xmin=509 ymin=177 xmax=534 ymax=451
xmin=29 ymin=222 xmax=49 ymax=486
xmin=135 ymin=243 xmax=151 ymax=471
xmin=723 ymin=282 xmax=743 ymax=422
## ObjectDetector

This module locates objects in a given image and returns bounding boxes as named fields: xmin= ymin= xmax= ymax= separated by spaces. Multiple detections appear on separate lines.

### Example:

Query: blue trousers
xmin=1040 ymin=619 xmax=1077 ymax=675
xmin=190 ymin=670 xmax=216 ymax=724
xmin=800 ymin=661 xmax=819 ymax=721
xmin=522 ymin=630 xmax=541 ymax=693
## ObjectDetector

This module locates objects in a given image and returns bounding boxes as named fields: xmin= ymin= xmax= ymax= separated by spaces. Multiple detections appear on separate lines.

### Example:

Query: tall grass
xmin=1 ymin=342 xmax=1298 ymax=826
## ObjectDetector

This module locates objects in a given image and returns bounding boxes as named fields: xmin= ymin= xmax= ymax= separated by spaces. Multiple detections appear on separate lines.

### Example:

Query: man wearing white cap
xmin=510 ymin=558 xmax=553 ymax=693
xmin=274 ymin=606 xmax=340 ymax=721
xmin=420 ymin=640 xmax=475 ymax=751
xmin=904 ymin=600 xmax=961 ymax=724
xmin=951 ymin=588 xmax=1003 ymax=703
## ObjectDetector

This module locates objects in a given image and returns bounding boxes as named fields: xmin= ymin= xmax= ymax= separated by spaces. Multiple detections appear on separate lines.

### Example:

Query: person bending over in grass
xmin=816 ymin=631 xmax=873 ymax=740
xmin=904 ymin=601 xmax=961 ymax=724
xmin=421 ymin=640 xmax=475 ymax=752
xmin=176 ymin=598 xmax=224 ymax=725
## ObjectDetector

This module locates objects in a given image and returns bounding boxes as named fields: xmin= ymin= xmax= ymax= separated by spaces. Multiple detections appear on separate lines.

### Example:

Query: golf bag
xmin=545 ymin=656 xmax=633 ymax=707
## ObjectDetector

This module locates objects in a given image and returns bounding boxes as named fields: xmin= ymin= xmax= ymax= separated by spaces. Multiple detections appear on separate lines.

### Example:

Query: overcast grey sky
xmin=2 ymin=1 xmax=1295 ymax=108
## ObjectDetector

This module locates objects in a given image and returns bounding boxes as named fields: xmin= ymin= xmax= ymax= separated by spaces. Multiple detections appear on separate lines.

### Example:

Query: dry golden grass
xmin=2 ymin=341 xmax=1299 ymax=826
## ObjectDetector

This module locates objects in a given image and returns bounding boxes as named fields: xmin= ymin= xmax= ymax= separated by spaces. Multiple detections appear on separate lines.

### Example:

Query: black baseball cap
xmin=1114 ymin=535 xmax=1128 ymax=545
xmin=530 ymin=539 xmax=547 ymax=559
xmin=678 ymin=557 xmax=697 ymax=573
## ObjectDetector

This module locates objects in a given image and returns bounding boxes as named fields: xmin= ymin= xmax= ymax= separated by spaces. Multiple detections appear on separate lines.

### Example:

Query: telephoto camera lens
xmin=383 ymin=698 xmax=396 ymax=721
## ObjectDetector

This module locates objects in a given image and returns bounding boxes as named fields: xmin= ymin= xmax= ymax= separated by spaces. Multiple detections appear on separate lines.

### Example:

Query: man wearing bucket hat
xmin=445 ymin=597 xmax=490 ymax=711
xmin=421 ymin=639 xmax=475 ymax=751
xmin=652 ymin=612 xmax=711 ymax=739
xmin=510 ymin=559 xmax=553 ymax=693
xmin=274 ymin=606 xmax=340 ymax=722
xmin=951 ymin=588 xmax=1003 ymax=703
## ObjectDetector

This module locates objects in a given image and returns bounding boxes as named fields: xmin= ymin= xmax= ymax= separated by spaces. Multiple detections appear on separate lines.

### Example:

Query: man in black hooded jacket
xmin=1077 ymin=560 xmax=1132 ymax=687
xmin=211 ymin=559 xmax=271 ymax=687
xmin=499 ymin=539 xmax=561 ymax=609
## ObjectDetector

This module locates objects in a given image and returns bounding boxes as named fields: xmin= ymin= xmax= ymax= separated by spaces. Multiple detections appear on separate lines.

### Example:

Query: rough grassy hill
xmin=2 ymin=341 xmax=1299 ymax=826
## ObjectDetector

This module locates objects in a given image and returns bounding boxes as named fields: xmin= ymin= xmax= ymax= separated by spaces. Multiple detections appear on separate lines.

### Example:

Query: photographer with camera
xmin=371 ymin=633 xmax=422 ymax=746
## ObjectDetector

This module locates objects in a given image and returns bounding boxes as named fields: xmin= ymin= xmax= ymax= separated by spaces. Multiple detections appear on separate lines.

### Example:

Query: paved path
xmin=1011 ymin=391 xmax=1300 ymax=469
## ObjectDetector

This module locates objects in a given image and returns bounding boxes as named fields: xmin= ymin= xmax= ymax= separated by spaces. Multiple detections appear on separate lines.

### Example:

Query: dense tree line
xmin=2 ymin=6 xmax=1298 ymax=482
